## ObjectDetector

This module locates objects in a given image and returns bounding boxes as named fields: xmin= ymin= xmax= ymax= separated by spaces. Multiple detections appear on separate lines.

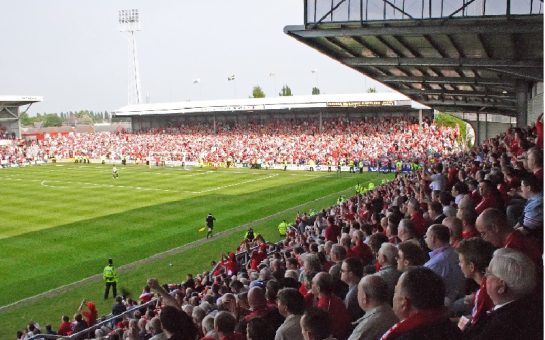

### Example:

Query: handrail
xmin=27 ymin=298 xmax=160 ymax=340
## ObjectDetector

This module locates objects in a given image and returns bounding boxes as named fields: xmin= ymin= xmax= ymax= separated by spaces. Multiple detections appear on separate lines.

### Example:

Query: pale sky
xmin=0 ymin=0 xmax=390 ymax=114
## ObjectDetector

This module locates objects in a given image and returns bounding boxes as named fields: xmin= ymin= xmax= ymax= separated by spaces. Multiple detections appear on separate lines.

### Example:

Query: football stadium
xmin=1 ymin=1 xmax=543 ymax=339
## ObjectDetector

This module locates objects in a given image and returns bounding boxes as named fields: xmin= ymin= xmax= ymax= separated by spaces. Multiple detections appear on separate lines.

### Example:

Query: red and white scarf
xmin=381 ymin=307 xmax=448 ymax=340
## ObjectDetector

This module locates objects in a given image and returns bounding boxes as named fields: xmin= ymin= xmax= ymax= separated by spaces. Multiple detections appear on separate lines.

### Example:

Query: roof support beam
xmin=430 ymin=105 xmax=517 ymax=116
xmin=375 ymin=75 xmax=515 ymax=86
xmin=0 ymin=107 xmax=18 ymax=119
xmin=486 ymin=67 xmax=544 ymax=81
xmin=285 ymin=18 xmax=543 ymax=37
xmin=352 ymin=36 xmax=410 ymax=77
xmin=403 ymin=89 xmax=513 ymax=99
xmin=344 ymin=57 xmax=542 ymax=68
xmin=419 ymin=100 xmax=516 ymax=110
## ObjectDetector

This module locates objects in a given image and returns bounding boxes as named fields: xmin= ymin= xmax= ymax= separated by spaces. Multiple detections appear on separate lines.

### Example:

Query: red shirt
xmin=505 ymin=230 xmax=542 ymax=267
xmin=470 ymin=190 xmax=481 ymax=206
xmin=139 ymin=292 xmax=154 ymax=303
xmin=82 ymin=302 xmax=97 ymax=327
xmin=462 ymin=229 xmax=479 ymax=239
xmin=475 ymin=195 xmax=500 ymax=215
xmin=58 ymin=321 xmax=72 ymax=336
xmin=316 ymin=295 xmax=351 ymax=340
xmin=220 ymin=332 xmax=246 ymax=340
xmin=349 ymin=241 xmax=373 ymax=265
xmin=324 ymin=224 xmax=340 ymax=242
xmin=410 ymin=212 xmax=427 ymax=238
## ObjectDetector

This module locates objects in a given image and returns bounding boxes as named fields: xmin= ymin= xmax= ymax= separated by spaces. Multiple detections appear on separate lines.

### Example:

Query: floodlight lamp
xmin=119 ymin=9 xmax=141 ymax=31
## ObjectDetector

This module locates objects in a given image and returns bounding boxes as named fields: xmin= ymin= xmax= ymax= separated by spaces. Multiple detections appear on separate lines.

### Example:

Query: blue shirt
xmin=424 ymin=246 xmax=465 ymax=302
xmin=522 ymin=193 xmax=543 ymax=231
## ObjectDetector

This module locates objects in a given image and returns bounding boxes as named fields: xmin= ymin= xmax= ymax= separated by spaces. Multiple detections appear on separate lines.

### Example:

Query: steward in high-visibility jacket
xmin=278 ymin=220 xmax=288 ymax=237
xmin=245 ymin=227 xmax=255 ymax=241
xmin=103 ymin=259 xmax=118 ymax=299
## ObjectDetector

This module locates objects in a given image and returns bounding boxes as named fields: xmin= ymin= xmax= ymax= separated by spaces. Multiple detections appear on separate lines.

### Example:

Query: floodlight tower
xmin=119 ymin=9 xmax=143 ymax=105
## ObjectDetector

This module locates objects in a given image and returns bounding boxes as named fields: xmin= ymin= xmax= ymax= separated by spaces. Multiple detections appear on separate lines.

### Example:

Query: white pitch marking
xmin=195 ymin=174 xmax=279 ymax=193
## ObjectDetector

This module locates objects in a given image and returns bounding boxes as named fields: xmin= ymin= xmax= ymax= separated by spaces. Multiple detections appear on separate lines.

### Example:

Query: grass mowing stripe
xmin=0 ymin=164 xmax=386 ymax=307
xmin=0 ymin=172 xmax=386 ymax=339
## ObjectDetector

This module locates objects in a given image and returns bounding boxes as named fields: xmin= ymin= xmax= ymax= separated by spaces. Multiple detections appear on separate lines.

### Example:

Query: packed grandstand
xmin=1 ymin=117 xmax=460 ymax=169
xmin=9 ymin=114 xmax=544 ymax=339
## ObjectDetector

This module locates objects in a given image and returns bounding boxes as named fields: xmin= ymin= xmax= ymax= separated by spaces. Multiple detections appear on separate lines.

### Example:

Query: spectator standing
xmin=112 ymin=295 xmax=127 ymax=321
xmin=57 ymin=315 xmax=72 ymax=336
xmin=77 ymin=299 xmax=97 ymax=327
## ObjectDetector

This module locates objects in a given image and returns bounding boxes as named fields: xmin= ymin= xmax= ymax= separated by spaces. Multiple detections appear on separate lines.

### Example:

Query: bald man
xmin=475 ymin=208 xmax=541 ymax=266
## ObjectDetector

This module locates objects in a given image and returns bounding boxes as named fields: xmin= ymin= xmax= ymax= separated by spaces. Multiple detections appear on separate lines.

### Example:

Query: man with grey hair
xmin=329 ymin=244 xmax=347 ymax=279
xmin=303 ymin=253 xmax=322 ymax=275
xmin=375 ymin=242 xmax=401 ymax=302
xmin=324 ymin=240 xmax=334 ymax=260
xmin=201 ymin=314 xmax=217 ymax=340
xmin=468 ymin=248 xmax=542 ymax=339
xmin=397 ymin=219 xmax=417 ymax=243
xmin=526 ymin=146 xmax=543 ymax=181
xmin=348 ymin=275 xmax=398 ymax=340
xmin=147 ymin=317 xmax=167 ymax=340
xmin=442 ymin=216 xmax=463 ymax=248
xmin=329 ymin=243 xmax=349 ymax=299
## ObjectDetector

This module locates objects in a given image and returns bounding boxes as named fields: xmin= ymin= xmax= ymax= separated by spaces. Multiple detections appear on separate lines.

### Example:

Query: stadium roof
xmin=0 ymin=96 xmax=43 ymax=123
xmin=114 ymin=93 xmax=429 ymax=116
xmin=284 ymin=2 xmax=543 ymax=117
xmin=0 ymin=95 xmax=43 ymax=107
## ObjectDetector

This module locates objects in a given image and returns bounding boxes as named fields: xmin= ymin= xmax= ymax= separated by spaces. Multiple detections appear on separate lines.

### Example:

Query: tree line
xmin=251 ymin=85 xmax=320 ymax=98
xmin=19 ymin=111 xmax=129 ymax=127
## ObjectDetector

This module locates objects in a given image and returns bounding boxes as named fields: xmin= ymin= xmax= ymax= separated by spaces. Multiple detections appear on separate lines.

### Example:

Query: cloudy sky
xmin=0 ymin=0 xmax=392 ymax=114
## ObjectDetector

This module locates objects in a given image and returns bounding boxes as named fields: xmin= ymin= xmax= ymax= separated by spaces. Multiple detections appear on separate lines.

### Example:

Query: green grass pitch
xmin=0 ymin=163 xmax=387 ymax=336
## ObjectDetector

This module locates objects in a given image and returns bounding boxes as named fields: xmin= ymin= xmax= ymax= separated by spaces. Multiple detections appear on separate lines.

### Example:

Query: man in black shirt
xmin=206 ymin=213 xmax=216 ymax=239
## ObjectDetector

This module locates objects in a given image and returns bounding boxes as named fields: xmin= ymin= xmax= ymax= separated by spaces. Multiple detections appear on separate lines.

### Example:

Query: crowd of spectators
xmin=1 ymin=117 xmax=460 ymax=167
xmin=15 ymin=116 xmax=543 ymax=340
